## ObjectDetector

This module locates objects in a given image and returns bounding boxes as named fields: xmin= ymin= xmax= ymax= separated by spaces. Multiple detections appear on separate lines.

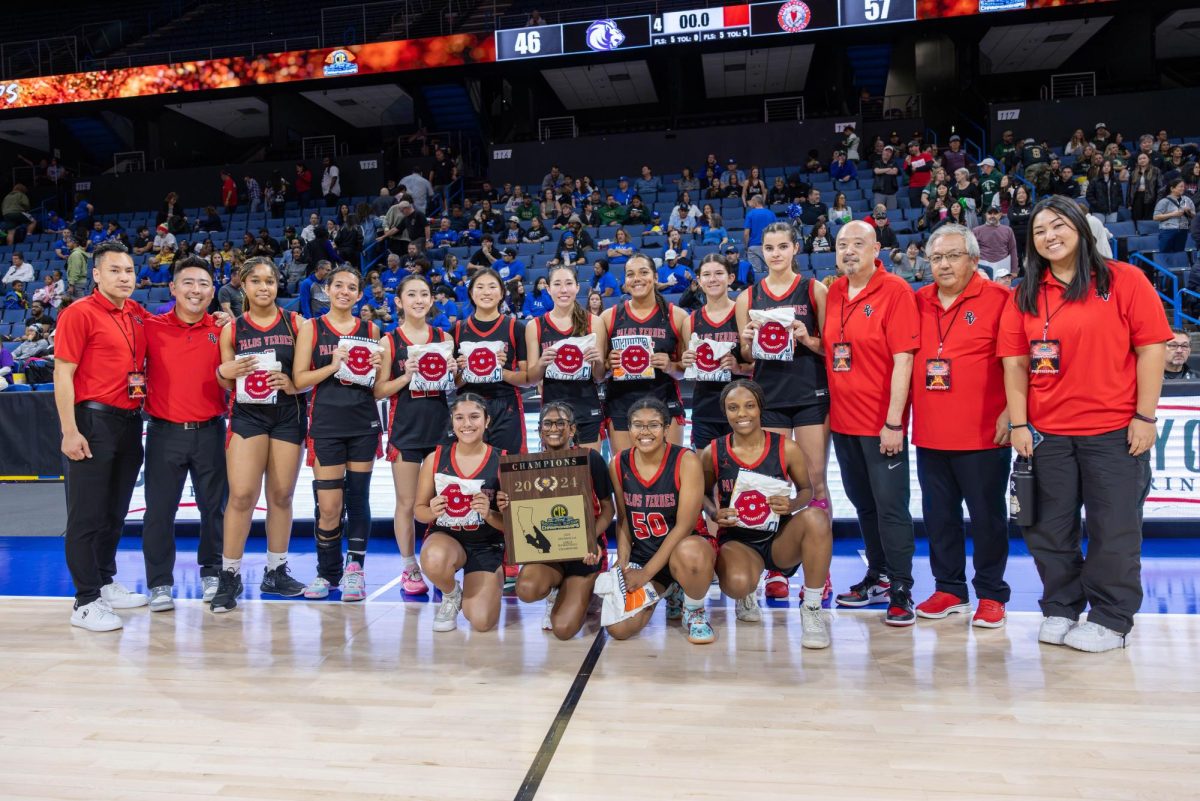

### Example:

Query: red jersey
xmin=822 ymin=263 xmax=921 ymax=436
xmin=54 ymin=291 xmax=149 ymax=410
xmin=996 ymin=260 xmax=1171 ymax=436
xmin=911 ymin=273 xmax=1010 ymax=451
xmin=143 ymin=311 xmax=226 ymax=422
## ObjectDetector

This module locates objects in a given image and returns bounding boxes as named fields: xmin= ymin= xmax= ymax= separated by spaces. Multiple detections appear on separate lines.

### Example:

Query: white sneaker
xmin=433 ymin=584 xmax=463 ymax=632
xmin=303 ymin=577 xmax=332 ymax=599
xmin=70 ymin=598 xmax=123 ymax=632
xmin=201 ymin=576 xmax=220 ymax=603
xmin=735 ymin=595 xmax=762 ymax=622
xmin=148 ymin=585 xmax=174 ymax=612
xmin=800 ymin=605 xmax=831 ymax=649
xmin=1064 ymin=620 xmax=1127 ymax=653
xmin=100 ymin=580 xmax=148 ymax=609
xmin=542 ymin=588 xmax=558 ymax=631
xmin=1038 ymin=616 xmax=1076 ymax=645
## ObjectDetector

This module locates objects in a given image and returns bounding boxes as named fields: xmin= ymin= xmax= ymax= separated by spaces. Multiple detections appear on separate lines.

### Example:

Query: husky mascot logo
xmin=586 ymin=19 xmax=625 ymax=51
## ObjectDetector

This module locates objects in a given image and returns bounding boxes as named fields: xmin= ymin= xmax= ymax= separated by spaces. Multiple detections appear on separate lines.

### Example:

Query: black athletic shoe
xmin=210 ymin=569 xmax=243 ymax=613
xmin=260 ymin=563 xmax=306 ymax=597
xmin=884 ymin=586 xmax=916 ymax=627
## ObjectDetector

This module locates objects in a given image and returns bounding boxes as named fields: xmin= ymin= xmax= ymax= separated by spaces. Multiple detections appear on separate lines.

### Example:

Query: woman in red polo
xmin=998 ymin=195 xmax=1170 ymax=653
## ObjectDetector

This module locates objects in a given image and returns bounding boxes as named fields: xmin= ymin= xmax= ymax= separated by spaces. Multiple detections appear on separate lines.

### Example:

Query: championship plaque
xmin=499 ymin=449 xmax=596 ymax=564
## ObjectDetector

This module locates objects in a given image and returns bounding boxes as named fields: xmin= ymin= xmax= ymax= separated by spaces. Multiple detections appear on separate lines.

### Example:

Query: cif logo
xmin=323 ymin=49 xmax=359 ymax=77
xmin=585 ymin=19 xmax=625 ymax=51
xmin=776 ymin=0 xmax=812 ymax=32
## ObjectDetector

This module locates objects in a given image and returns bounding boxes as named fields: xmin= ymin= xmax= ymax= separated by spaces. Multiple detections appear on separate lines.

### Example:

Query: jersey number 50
xmin=630 ymin=512 xmax=669 ymax=540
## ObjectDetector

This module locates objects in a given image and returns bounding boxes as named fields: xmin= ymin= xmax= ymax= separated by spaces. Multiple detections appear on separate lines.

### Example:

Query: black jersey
xmin=688 ymin=304 xmax=742 ymax=423
xmin=232 ymin=309 xmax=300 ymax=407
xmin=748 ymin=275 xmax=828 ymax=409
xmin=452 ymin=314 xmax=526 ymax=400
xmin=386 ymin=326 xmax=451 ymax=452
xmin=605 ymin=300 xmax=682 ymax=409
xmin=537 ymin=312 xmax=603 ymax=416
xmin=429 ymin=443 xmax=504 ymax=546
xmin=616 ymin=443 xmax=691 ymax=567
xmin=307 ymin=316 xmax=382 ymax=439
xmin=712 ymin=431 xmax=790 ymax=543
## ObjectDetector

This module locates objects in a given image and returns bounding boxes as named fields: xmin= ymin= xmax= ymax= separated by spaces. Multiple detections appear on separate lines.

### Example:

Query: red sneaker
xmin=915 ymin=591 xmax=971 ymax=619
xmin=503 ymin=562 xmax=519 ymax=591
xmin=764 ymin=571 xmax=789 ymax=599
xmin=972 ymin=599 xmax=1007 ymax=628
xmin=797 ymin=575 xmax=833 ymax=602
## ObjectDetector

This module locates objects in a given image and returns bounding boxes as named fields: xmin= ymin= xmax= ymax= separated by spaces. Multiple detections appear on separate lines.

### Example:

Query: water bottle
xmin=1009 ymin=456 xmax=1036 ymax=527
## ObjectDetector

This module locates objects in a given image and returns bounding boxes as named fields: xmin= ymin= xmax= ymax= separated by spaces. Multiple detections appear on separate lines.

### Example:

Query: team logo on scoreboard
xmin=776 ymin=0 xmax=812 ymax=32
xmin=585 ymin=19 xmax=626 ymax=51
xmin=323 ymin=49 xmax=359 ymax=76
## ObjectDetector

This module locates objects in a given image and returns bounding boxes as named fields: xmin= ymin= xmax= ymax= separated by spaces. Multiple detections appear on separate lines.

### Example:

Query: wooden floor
xmin=1 ymin=599 xmax=1198 ymax=801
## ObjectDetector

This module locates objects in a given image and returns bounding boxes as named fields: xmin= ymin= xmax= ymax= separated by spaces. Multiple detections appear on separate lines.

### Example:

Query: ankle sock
xmin=803 ymin=586 xmax=823 ymax=609
xmin=683 ymin=593 xmax=705 ymax=612
xmin=266 ymin=551 xmax=287 ymax=571
xmin=222 ymin=557 xmax=242 ymax=574
xmin=402 ymin=554 xmax=418 ymax=570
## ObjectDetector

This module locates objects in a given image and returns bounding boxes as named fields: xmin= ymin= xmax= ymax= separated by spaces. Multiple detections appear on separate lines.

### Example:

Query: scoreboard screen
xmin=495 ymin=15 xmax=652 ymax=61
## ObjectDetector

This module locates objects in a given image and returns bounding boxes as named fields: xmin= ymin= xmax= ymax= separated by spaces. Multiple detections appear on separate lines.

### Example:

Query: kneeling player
xmin=607 ymin=398 xmax=715 ymax=644
xmin=701 ymin=380 xmax=833 ymax=649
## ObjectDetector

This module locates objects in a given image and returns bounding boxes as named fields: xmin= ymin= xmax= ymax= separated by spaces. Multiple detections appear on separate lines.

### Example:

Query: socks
xmin=402 ymin=554 xmax=417 ymax=570
xmin=346 ymin=551 xmax=366 ymax=568
xmin=803 ymin=586 xmax=823 ymax=609
xmin=266 ymin=551 xmax=287 ymax=571
xmin=222 ymin=557 xmax=242 ymax=574
xmin=683 ymin=593 xmax=705 ymax=611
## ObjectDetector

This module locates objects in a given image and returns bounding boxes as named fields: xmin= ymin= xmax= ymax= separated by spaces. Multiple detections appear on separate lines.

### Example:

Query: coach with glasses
xmin=998 ymin=195 xmax=1171 ymax=654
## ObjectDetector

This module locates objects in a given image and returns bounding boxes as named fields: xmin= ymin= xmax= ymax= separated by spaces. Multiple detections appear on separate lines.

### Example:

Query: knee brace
xmin=343 ymin=470 xmax=372 ymax=561
xmin=313 ymin=477 xmax=346 ymax=523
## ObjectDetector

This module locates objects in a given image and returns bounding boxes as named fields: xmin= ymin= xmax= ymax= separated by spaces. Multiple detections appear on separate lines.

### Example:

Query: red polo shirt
xmin=55 ymin=291 xmax=149 ymax=410
xmin=911 ymin=273 xmax=1010 ymax=451
xmin=823 ymin=262 xmax=921 ymax=436
xmin=143 ymin=310 xmax=226 ymax=422
xmin=996 ymin=260 xmax=1171 ymax=436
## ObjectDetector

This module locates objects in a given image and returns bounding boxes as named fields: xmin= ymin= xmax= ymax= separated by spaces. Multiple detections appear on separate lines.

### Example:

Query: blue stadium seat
xmin=32 ymin=383 xmax=54 ymax=392
xmin=811 ymin=253 xmax=837 ymax=270
xmin=1136 ymin=220 xmax=1160 ymax=234
xmin=1128 ymin=235 xmax=1159 ymax=254
xmin=1156 ymin=251 xmax=1191 ymax=270
xmin=1106 ymin=221 xmax=1135 ymax=239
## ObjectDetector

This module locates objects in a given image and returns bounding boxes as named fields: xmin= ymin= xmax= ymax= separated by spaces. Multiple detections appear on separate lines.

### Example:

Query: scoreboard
xmin=495 ymin=0 xmax=917 ymax=60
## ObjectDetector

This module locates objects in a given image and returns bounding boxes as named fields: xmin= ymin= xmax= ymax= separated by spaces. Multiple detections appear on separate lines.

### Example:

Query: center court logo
xmin=776 ymin=0 xmax=812 ymax=33
xmin=323 ymin=50 xmax=359 ymax=76
xmin=585 ymin=19 xmax=626 ymax=51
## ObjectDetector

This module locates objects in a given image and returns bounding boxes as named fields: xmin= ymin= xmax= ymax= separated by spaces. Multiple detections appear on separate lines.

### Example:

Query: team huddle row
xmin=59 ymin=202 xmax=1170 ymax=653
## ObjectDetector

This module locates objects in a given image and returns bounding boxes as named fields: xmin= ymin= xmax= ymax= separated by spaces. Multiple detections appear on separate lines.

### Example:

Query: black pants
xmin=142 ymin=420 xmax=228 ymax=588
xmin=64 ymin=406 xmax=144 ymax=606
xmin=1025 ymin=428 xmax=1150 ymax=635
xmin=908 ymin=186 xmax=924 ymax=209
xmin=916 ymin=446 xmax=1011 ymax=603
xmin=832 ymin=432 xmax=915 ymax=588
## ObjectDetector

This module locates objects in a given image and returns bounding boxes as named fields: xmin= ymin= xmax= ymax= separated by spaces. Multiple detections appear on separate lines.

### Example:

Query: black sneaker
xmin=210 ymin=569 xmax=243 ymax=613
xmin=834 ymin=571 xmax=891 ymax=608
xmin=261 ymin=563 xmax=306 ymax=597
xmin=884 ymin=586 xmax=916 ymax=627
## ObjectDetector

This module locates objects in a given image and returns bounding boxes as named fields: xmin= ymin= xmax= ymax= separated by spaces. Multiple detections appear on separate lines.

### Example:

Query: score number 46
xmin=512 ymin=30 xmax=542 ymax=55
xmin=863 ymin=0 xmax=892 ymax=20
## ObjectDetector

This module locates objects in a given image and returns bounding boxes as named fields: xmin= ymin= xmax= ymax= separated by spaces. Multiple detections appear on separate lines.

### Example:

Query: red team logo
xmin=467 ymin=346 xmax=498 ymax=378
xmin=441 ymin=483 xmax=472 ymax=518
xmin=734 ymin=490 xmax=771 ymax=527
xmin=621 ymin=344 xmax=651 ymax=375
xmin=776 ymin=0 xmax=812 ymax=32
xmin=757 ymin=321 xmax=790 ymax=355
xmin=243 ymin=370 xmax=274 ymax=401
xmin=554 ymin=343 xmax=584 ymax=374
xmin=418 ymin=351 xmax=449 ymax=381
xmin=694 ymin=341 xmax=720 ymax=373
xmin=345 ymin=345 xmax=373 ymax=376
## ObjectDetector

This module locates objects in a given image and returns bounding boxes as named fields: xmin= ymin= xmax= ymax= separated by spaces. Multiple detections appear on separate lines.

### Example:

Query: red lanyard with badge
xmin=831 ymin=291 xmax=864 ymax=373
xmin=925 ymin=303 xmax=957 ymax=391
xmin=109 ymin=308 xmax=146 ymax=400
xmin=1030 ymin=284 xmax=1063 ymax=376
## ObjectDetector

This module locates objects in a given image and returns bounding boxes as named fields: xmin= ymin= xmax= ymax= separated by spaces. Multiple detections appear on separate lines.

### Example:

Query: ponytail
xmin=548 ymin=264 xmax=590 ymax=335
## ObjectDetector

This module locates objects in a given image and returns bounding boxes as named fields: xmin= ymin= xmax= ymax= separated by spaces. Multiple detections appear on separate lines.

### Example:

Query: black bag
xmin=21 ymin=358 xmax=54 ymax=385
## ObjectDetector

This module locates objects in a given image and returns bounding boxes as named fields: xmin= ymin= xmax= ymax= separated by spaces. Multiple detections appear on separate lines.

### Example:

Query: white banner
xmin=125 ymin=396 xmax=1200 ymax=523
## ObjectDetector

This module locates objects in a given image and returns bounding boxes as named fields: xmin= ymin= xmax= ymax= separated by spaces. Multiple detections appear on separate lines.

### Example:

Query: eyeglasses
xmin=1166 ymin=343 xmax=1192 ymax=350
xmin=630 ymin=422 xmax=665 ymax=433
xmin=927 ymin=252 xmax=969 ymax=265
xmin=540 ymin=419 xmax=571 ymax=429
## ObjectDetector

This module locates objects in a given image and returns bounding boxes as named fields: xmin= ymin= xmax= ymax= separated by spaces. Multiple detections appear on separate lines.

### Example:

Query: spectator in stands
xmin=669 ymin=193 xmax=701 ymax=232
xmin=587 ymin=290 xmax=605 ymax=317
xmin=951 ymin=168 xmax=982 ymax=227
xmin=1154 ymin=178 xmax=1196 ymax=253
xmin=635 ymin=165 xmax=661 ymax=195
xmin=470 ymin=236 xmax=499 ymax=269
xmin=513 ymin=195 xmax=536 ymax=222
xmin=335 ymin=214 xmax=363 ymax=266
xmin=137 ymin=259 xmax=171 ymax=288
xmin=724 ymin=243 xmax=754 ymax=289
xmin=33 ymin=273 xmax=61 ymax=309
xmin=382 ymin=200 xmax=430 ymax=255
xmin=3 ymin=280 xmax=27 ymax=310
xmin=501 ymin=216 xmax=525 ymax=246
xmin=973 ymin=206 xmax=1019 ymax=281
xmin=405 ymin=166 xmax=434 ymax=214
xmin=53 ymin=232 xmax=74 ymax=261
xmin=892 ymin=240 xmax=928 ymax=283
xmin=626 ymin=196 xmax=649 ymax=224
xmin=506 ymin=278 xmax=526 ymax=318
xmin=805 ymin=221 xmax=832 ymax=254
xmin=872 ymin=146 xmax=901 ymax=210
xmin=743 ymin=195 xmax=777 ymax=272
xmin=475 ymin=199 xmax=504 ymax=233
xmin=921 ymin=166 xmax=949 ymax=209
xmin=217 ymin=269 xmax=244 ymax=317
xmin=942 ymin=135 xmax=975 ymax=175
xmin=1165 ymin=330 xmax=1194 ymax=380
xmin=546 ymin=232 xmax=584 ymax=270
xmin=742 ymin=167 xmax=767 ymax=204
xmin=299 ymin=213 xmax=321 ymax=244
xmin=429 ymin=218 xmax=457 ymax=251
xmin=905 ymin=140 xmax=935 ymax=208
xmin=666 ymin=229 xmax=690 ymax=265
xmin=699 ymin=210 xmax=727 ymax=247
xmin=3 ymin=252 xmax=34 ymax=288
xmin=294 ymin=163 xmax=314 ymax=204
xmin=768 ymin=176 xmax=789 ymax=206
xmin=526 ymin=217 xmax=552 ymax=244
xmin=977 ymin=158 xmax=1001 ymax=210
xmin=238 ymin=174 xmax=260 ymax=213
xmin=841 ymin=125 xmax=860 ymax=161
xmin=1127 ymin=153 xmax=1161 ymax=221
xmin=265 ymin=172 xmax=288 ymax=219
xmin=704 ymin=177 xmax=725 ymax=200
xmin=725 ymin=158 xmax=746 ymax=184
xmin=11 ymin=325 xmax=50 ymax=362
xmin=379 ymin=254 xmax=405 ymax=292
xmin=599 ymin=195 xmax=626 ymax=226
xmin=219 ymin=169 xmax=238 ymax=215
xmin=541 ymin=165 xmax=564 ymax=191
xmin=130 ymin=226 xmax=152 ymax=256
xmin=656 ymin=250 xmax=692 ymax=295
xmin=196 ymin=206 xmax=223 ymax=234
xmin=25 ymin=301 xmax=53 ymax=332
xmin=66 ymin=239 xmax=89 ymax=299
xmin=302 ymin=226 xmax=340 ymax=268
xmin=321 ymin=156 xmax=341 ymax=205
xmin=993 ymin=130 xmax=1019 ymax=174
xmin=866 ymin=205 xmax=899 ymax=250
xmin=2 ymin=182 xmax=35 ymax=246
xmin=1062 ymin=129 xmax=1087 ymax=161
xmin=1082 ymin=160 xmax=1121 ymax=223
xmin=1051 ymin=165 xmax=1081 ymax=200
xmin=828 ymin=192 xmax=853 ymax=226
xmin=370 ymin=188 xmax=393 ymax=219
xmin=722 ymin=172 xmax=744 ymax=200
xmin=675 ymin=168 xmax=699 ymax=196
xmin=1020 ymin=138 xmax=1052 ymax=195
xmin=1182 ymin=161 xmax=1199 ymax=200
xmin=830 ymin=151 xmax=857 ymax=184
xmin=800 ymin=189 xmax=828 ymax=227
xmin=606 ymin=228 xmax=634 ymax=271
xmin=298 ymin=260 xmax=331 ymax=318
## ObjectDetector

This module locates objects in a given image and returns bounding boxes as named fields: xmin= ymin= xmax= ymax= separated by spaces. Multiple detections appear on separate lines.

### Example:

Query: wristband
xmin=1132 ymin=412 xmax=1158 ymax=424
xmin=883 ymin=422 xmax=903 ymax=432
xmin=216 ymin=366 xmax=226 ymax=381
xmin=806 ymin=498 xmax=830 ymax=511
xmin=1007 ymin=422 xmax=1031 ymax=431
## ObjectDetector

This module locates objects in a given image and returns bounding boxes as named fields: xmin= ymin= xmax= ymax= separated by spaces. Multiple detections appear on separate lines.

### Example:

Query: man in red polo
xmin=140 ymin=255 xmax=231 ymax=612
xmin=54 ymin=241 xmax=150 ymax=631
xmin=910 ymin=224 xmax=1013 ymax=629
xmin=822 ymin=220 xmax=921 ymax=625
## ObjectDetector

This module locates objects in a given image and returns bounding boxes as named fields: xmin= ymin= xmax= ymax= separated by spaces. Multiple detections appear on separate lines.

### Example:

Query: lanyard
xmin=1040 ymin=283 xmax=1067 ymax=340
xmin=838 ymin=289 xmax=867 ymax=341
xmin=934 ymin=302 xmax=960 ymax=358
xmin=107 ymin=306 xmax=139 ymax=372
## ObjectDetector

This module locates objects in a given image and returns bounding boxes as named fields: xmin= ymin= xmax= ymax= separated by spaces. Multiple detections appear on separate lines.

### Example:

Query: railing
xmin=859 ymin=93 xmax=922 ymax=121
xmin=322 ymin=0 xmax=484 ymax=44
xmin=538 ymin=116 xmax=577 ymax=141
xmin=112 ymin=151 xmax=146 ymax=174
xmin=1 ymin=37 xmax=79 ymax=79
xmin=494 ymin=0 xmax=726 ymax=30
xmin=1049 ymin=71 xmax=1096 ymax=99
xmin=960 ymin=118 xmax=988 ymax=162
xmin=1132 ymin=253 xmax=1182 ymax=325
xmin=81 ymin=37 xmax=321 ymax=70
xmin=302 ymin=136 xmax=338 ymax=161
xmin=1180 ymin=289 xmax=1200 ymax=326
xmin=763 ymin=97 xmax=805 ymax=124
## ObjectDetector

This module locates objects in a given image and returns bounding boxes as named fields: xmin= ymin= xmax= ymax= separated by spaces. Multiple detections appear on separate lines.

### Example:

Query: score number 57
xmin=863 ymin=0 xmax=891 ymax=20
